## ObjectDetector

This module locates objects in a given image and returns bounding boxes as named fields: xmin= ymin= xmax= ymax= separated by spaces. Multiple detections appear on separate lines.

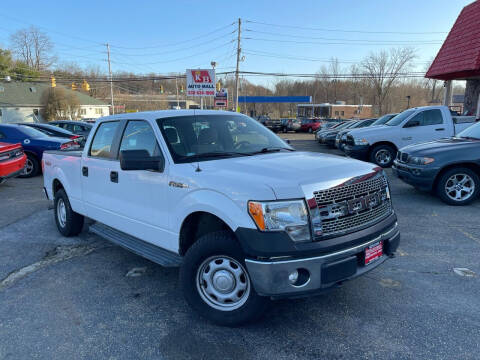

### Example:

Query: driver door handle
xmin=402 ymin=137 xmax=412 ymax=141
xmin=110 ymin=171 xmax=118 ymax=183
xmin=435 ymin=128 xmax=445 ymax=131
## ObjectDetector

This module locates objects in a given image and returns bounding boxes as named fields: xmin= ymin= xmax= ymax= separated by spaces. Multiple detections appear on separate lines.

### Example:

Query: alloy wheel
xmin=445 ymin=173 xmax=475 ymax=202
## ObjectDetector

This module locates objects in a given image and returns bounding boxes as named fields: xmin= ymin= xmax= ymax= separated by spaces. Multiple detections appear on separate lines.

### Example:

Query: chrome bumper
xmin=245 ymin=223 xmax=399 ymax=297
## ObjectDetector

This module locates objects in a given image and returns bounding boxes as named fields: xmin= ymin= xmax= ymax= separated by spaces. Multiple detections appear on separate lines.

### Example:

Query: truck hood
xmin=193 ymin=151 xmax=380 ymax=199
xmin=400 ymin=137 xmax=480 ymax=156
xmin=347 ymin=125 xmax=391 ymax=139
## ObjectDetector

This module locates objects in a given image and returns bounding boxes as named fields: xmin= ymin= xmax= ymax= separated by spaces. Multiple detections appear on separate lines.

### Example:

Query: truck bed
xmin=44 ymin=149 xmax=83 ymax=157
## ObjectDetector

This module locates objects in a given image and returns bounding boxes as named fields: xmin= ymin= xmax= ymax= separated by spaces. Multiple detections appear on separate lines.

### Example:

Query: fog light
xmin=288 ymin=270 xmax=299 ymax=284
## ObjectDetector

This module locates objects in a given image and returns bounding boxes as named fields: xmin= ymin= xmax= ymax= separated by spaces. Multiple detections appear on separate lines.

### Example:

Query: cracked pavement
xmin=0 ymin=135 xmax=479 ymax=360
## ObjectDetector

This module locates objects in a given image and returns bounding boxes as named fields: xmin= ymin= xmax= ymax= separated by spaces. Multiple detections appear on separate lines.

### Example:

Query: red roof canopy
xmin=426 ymin=0 xmax=480 ymax=80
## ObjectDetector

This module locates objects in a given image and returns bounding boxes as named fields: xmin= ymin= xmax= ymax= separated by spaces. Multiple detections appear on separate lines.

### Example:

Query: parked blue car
xmin=0 ymin=124 xmax=77 ymax=177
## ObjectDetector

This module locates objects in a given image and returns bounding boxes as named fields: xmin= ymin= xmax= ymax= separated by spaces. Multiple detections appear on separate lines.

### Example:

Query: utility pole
xmin=234 ymin=18 xmax=241 ymax=112
xmin=106 ymin=43 xmax=115 ymax=115
xmin=175 ymin=76 xmax=180 ymax=109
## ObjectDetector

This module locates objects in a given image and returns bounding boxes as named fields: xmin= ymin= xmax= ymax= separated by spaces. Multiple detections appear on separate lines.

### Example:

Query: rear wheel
xmin=54 ymin=189 xmax=84 ymax=236
xmin=18 ymin=154 xmax=39 ymax=178
xmin=370 ymin=144 xmax=396 ymax=167
xmin=436 ymin=168 xmax=479 ymax=206
xmin=180 ymin=231 xmax=269 ymax=326
xmin=308 ymin=128 xmax=313 ymax=133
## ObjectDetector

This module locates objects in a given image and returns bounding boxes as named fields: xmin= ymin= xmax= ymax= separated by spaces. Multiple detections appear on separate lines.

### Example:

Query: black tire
xmin=436 ymin=167 xmax=480 ymax=206
xmin=54 ymin=188 xmax=84 ymax=236
xmin=180 ymin=231 xmax=269 ymax=326
xmin=369 ymin=144 xmax=396 ymax=168
xmin=18 ymin=154 xmax=40 ymax=178
xmin=308 ymin=128 xmax=313 ymax=133
xmin=282 ymin=127 xmax=287 ymax=133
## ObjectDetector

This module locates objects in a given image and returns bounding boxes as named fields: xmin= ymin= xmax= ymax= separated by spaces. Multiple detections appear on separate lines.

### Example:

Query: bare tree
xmin=362 ymin=47 xmax=417 ymax=115
xmin=329 ymin=57 xmax=340 ymax=103
xmin=10 ymin=26 xmax=55 ymax=71
xmin=41 ymin=87 xmax=80 ymax=121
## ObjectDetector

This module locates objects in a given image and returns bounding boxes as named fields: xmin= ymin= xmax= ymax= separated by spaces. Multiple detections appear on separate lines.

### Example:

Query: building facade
xmin=0 ymin=81 xmax=109 ymax=124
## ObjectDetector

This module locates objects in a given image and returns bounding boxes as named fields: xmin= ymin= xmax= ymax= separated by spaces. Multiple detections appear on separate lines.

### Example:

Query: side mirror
xmin=404 ymin=120 xmax=420 ymax=128
xmin=120 ymin=149 xmax=164 ymax=172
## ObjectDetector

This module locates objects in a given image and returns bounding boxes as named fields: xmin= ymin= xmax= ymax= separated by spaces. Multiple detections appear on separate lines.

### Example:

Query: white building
xmin=0 ymin=81 xmax=109 ymax=123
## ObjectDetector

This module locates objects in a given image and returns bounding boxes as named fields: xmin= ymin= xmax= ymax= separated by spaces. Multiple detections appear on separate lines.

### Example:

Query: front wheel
xmin=180 ymin=231 xmax=269 ymax=326
xmin=436 ymin=168 xmax=479 ymax=206
xmin=369 ymin=144 xmax=396 ymax=167
xmin=308 ymin=128 xmax=313 ymax=133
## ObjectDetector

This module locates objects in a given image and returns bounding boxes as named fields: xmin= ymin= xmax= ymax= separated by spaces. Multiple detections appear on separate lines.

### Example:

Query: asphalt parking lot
xmin=0 ymin=133 xmax=479 ymax=360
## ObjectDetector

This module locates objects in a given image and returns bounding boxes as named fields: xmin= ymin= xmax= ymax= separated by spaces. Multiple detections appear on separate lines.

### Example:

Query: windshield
xmin=372 ymin=114 xmax=396 ymax=126
xmin=385 ymin=109 xmax=416 ymax=126
xmin=157 ymin=114 xmax=293 ymax=163
xmin=457 ymin=122 xmax=480 ymax=139
xmin=332 ymin=121 xmax=352 ymax=130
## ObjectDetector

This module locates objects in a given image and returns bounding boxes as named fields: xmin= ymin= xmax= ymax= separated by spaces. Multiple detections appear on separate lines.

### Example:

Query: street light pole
xmin=406 ymin=95 xmax=411 ymax=109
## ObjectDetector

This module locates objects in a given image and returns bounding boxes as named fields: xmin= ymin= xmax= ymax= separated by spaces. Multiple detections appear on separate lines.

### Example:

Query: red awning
xmin=426 ymin=1 xmax=480 ymax=81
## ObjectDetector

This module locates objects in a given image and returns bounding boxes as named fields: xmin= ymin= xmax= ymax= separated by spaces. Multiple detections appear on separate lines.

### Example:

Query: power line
xmin=244 ymin=29 xmax=445 ymax=43
xmin=244 ymin=19 xmax=448 ymax=35
xmin=109 ymin=30 xmax=236 ymax=57
xmin=243 ymin=37 xmax=443 ymax=46
xmin=108 ymin=22 xmax=236 ymax=50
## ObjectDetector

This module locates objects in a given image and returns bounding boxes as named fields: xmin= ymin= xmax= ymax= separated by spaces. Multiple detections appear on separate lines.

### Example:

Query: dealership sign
xmin=214 ymin=88 xmax=228 ymax=107
xmin=186 ymin=69 xmax=215 ymax=97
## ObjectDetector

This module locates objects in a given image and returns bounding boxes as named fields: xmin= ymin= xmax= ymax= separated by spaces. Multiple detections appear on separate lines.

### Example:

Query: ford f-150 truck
xmin=43 ymin=110 xmax=400 ymax=325
xmin=344 ymin=106 xmax=476 ymax=167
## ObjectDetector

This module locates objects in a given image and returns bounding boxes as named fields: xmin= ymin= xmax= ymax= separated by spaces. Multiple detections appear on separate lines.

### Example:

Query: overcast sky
xmin=0 ymin=0 xmax=473 ymax=85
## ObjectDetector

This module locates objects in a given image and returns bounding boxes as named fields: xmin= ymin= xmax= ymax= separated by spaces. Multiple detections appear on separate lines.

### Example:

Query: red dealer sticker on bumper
xmin=365 ymin=241 xmax=383 ymax=266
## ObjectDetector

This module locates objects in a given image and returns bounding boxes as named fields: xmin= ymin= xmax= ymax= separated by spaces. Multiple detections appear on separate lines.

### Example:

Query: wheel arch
xmin=432 ymin=162 xmax=480 ymax=191
xmin=179 ymin=211 xmax=236 ymax=256
xmin=369 ymin=141 xmax=398 ymax=155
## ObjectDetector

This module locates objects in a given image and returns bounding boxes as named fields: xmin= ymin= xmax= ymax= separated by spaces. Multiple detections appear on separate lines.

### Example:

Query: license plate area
xmin=364 ymin=241 xmax=383 ymax=266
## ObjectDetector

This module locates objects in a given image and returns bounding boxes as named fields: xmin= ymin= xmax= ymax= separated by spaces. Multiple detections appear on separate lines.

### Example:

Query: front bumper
xmin=392 ymin=161 xmax=439 ymax=191
xmin=244 ymin=221 xmax=400 ymax=297
xmin=344 ymin=144 xmax=369 ymax=160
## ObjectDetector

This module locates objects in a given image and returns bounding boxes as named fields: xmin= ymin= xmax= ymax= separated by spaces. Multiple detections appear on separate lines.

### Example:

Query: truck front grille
xmin=314 ymin=175 xmax=387 ymax=205
xmin=313 ymin=174 xmax=392 ymax=237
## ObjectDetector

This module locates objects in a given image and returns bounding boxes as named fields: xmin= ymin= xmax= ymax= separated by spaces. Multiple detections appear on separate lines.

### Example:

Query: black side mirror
xmin=120 ymin=149 xmax=164 ymax=172
xmin=405 ymin=120 xmax=420 ymax=128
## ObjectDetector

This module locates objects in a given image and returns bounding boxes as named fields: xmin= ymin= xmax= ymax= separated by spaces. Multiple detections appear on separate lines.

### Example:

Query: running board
xmin=89 ymin=222 xmax=182 ymax=267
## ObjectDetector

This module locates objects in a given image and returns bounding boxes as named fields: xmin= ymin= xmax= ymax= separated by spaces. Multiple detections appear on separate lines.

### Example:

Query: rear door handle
xmin=110 ymin=171 xmax=118 ymax=183
xmin=82 ymin=166 xmax=88 ymax=177
xmin=435 ymin=128 xmax=445 ymax=131
xmin=402 ymin=137 xmax=412 ymax=141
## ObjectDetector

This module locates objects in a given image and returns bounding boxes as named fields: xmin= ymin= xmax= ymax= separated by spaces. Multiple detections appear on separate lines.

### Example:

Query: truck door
xmin=400 ymin=109 xmax=448 ymax=147
xmin=81 ymin=120 xmax=122 ymax=225
xmin=110 ymin=120 xmax=174 ymax=252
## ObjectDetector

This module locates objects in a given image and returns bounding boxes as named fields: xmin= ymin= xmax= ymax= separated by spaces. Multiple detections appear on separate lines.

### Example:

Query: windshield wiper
xmin=459 ymin=136 xmax=480 ymax=140
xmin=250 ymin=147 xmax=295 ymax=155
xmin=178 ymin=151 xmax=252 ymax=161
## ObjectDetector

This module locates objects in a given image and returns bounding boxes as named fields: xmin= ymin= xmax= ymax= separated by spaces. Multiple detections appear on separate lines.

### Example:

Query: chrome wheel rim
xmin=23 ymin=159 xmax=33 ymax=175
xmin=57 ymin=199 xmax=67 ymax=228
xmin=445 ymin=174 xmax=475 ymax=202
xmin=375 ymin=149 xmax=392 ymax=165
xmin=196 ymin=256 xmax=250 ymax=311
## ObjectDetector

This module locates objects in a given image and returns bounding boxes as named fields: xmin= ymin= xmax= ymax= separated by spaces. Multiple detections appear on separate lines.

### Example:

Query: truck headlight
xmin=409 ymin=156 xmax=435 ymax=165
xmin=248 ymin=200 xmax=311 ymax=242
xmin=353 ymin=138 xmax=369 ymax=146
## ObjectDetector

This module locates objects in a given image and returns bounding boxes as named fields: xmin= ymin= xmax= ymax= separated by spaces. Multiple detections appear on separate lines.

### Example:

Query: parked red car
xmin=300 ymin=118 xmax=323 ymax=133
xmin=0 ymin=142 xmax=27 ymax=184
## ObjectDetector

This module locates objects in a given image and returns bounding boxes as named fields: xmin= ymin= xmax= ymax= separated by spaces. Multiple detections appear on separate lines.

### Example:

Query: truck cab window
xmin=89 ymin=121 xmax=119 ymax=158
xmin=423 ymin=109 xmax=443 ymax=125
xmin=119 ymin=120 xmax=162 ymax=157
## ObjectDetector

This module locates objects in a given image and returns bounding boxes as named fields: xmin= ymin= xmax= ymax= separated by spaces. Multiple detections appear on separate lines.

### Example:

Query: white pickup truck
xmin=344 ymin=105 xmax=476 ymax=167
xmin=43 ymin=110 xmax=400 ymax=325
